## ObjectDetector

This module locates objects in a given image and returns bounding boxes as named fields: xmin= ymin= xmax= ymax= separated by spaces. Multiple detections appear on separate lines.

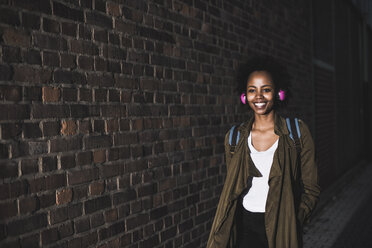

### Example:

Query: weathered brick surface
xmin=0 ymin=0 xmax=369 ymax=247
xmin=61 ymin=119 xmax=77 ymax=135
xmin=56 ymin=188 xmax=73 ymax=205
xmin=42 ymin=86 xmax=60 ymax=102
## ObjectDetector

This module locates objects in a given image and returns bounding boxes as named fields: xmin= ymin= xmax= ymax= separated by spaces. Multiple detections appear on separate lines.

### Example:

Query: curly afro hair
xmin=236 ymin=56 xmax=291 ymax=107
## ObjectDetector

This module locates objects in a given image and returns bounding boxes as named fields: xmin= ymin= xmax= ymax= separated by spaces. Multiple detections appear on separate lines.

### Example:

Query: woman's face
xmin=246 ymin=70 xmax=275 ymax=115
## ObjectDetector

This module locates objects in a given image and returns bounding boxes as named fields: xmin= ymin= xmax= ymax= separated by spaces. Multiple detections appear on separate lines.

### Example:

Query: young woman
xmin=207 ymin=57 xmax=320 ymax=248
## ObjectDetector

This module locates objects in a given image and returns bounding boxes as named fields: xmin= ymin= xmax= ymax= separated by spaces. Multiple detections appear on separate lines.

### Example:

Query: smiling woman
xmin=206 ymin=57 xmax=320 ymax=248
xmin=237 ymin=57 xmax=291 ymax=110
xmin=246 ymin=71 xmax=275 ymax=115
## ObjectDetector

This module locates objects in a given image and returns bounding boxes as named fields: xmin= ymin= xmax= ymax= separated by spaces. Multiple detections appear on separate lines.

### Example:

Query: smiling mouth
xmin=254 ymin=102 xmax=267 ymax=108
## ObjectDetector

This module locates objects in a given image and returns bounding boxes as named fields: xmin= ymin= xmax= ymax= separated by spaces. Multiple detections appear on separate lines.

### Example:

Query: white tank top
xmin=242 ymin=132 xmax=279 ymax=213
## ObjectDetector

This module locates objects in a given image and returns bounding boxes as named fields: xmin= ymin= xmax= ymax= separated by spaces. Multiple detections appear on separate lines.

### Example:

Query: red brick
xmin=62 ymin=87 xmax=78 ymax=102
xmin=106 ymin=119 xmax=119 ymax=132
xmin=21 ymin=158 xmax=39 ymax=175
xmin=19 ymin=196 xmax=39 ymax=214
xmin=28 ymin=174 xmax=66 ymax=194
xmin=13 ymin=65 xmax=51 ymax=83
xmin=24 ymin=86 xmax=42 ymax=101
xmin=68 ymin=168 xmax=99 ymax=186
xmin=39 ymin=192 xmax=56 ymax=208
xmin=53 ymin=1 xmax=84 ymax=22
xmin=58 ymin=221 xmax=74 ymax=239
xmin=94 ymin=29 xmax=108 ymax=43
xmin=56 ymin=188 xmax=73 ymax=205
xmin=93 ymin=149 xmax=106 ymax=163
xmin=0 ymin=7 xmax=20 ymax=26
xmin=90 ymin=212 xmax=104 ymax=228
xmin=0 ymin=64 xmax=13 ymax=81
xmin=108 ymin=89 xmax=120 ymax=102
xmin=78 ymin=55 xmax=94 ymax=70
xmin=84 ymin=135 xmax=112 ymax=149
xmin=78 ymin=120 xmax=91 ymax=134
xmin=86 ymin=73 xmax=113 ymax=87
xmin=113 ymin=132 xmax=137 ymax=146
xmin=76 ymin=151 xmax=92 ymax=166
xmin=74 ymin=216 xmax=90 ymax=233
xmin=7 ymin=213 xmax=48 ymax=236
xmin=126 ymin=213 xmax=149 ymax=231
xmin=13 ymin=0 xmax=51 ymax=14
xmin=132 ymin=118 xmax=143 ymax=130
xmin=70 ymin=39 xmax=99 ymax=55
xmin=62 ymin=22 xmax=77 ymax=37
xmin=43 ymin=18 xmax=60 ymax=33
xmin=89 ymin=181 xmax=104 ymax=195
xmin=43 ymin=51 xmax=60 ymax=67
xmin=0 ymin=85 xmax=22 ymax=102
xmin=100 ymin=163 xmax=123 ymax=178
xmin=33 ymin=33 xmax=67 ymax=50
xmin=42 ymin=86 xmax=60 ymax=102
xmin=107 ymin=2 xmax=121 ymax=16
xmin=0 ymin=160 xmax=17 ymax=178
xmin=61 ymin=53 xmax=76 ymax=68
xmin=104 ymin=208 xmax=118 ymax=222
xmin=42 ymin=121 xmax=60 ymax=137
xmin=86 ymin=11 xmax=112 ymax=29
xmin=3 ymin=28 xmax=30 ymax=47
xmin=23 ymin=122 xmax=42 ymax=138
xmin=109 ymin=32 xmax=120 ymax=45
xmin=84 ymin=195 xmax=111 ymax=214
xmin=41 ymin=156 xmax=57 ymax=172
xmin=0 ymin=104 xmax=30 ymax=121
xmin=0 ymin=201 xmax=17 ymax=220
xmin=49 ymin=136 xmax=82 ymax=153
xmin=98 ymin=221 xmax=124 ymax=241
xmin=98 ymin=238 xmax=120 ymax=248
xmin=20 ymin=233 xmax=40 ymax=247
xmin=61 ymin=120 xmax=77 ymax=135
xmin=41 ymin=227 xmax=59 ymax=245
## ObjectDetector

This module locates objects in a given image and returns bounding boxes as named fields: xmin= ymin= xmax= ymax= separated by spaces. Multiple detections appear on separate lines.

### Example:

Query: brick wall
xmin=0 ymin=0 xmax=356 ymax=247
xmin=314 ymin=64 xmax=336 ymax=187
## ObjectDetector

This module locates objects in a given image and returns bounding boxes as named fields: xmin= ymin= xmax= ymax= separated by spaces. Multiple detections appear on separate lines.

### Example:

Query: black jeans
xmin=235 ymin=203 xmax=269 ymax=248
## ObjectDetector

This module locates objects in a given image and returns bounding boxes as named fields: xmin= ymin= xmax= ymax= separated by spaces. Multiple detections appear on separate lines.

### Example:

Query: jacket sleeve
xmin=224 ymin=130 xmax=233 ymax=167
xmin=298 ymin=120 xmax=321 ymax=225
xmin=206 ymin=130 xmax=235 ymax=248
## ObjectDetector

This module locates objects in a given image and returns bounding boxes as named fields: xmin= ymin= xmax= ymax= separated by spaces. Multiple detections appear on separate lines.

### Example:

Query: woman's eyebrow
xmin=247 ymin=84 xmax=273 ymax=88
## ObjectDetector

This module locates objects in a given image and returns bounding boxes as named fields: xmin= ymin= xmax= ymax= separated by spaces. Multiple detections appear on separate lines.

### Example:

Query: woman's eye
xmin=247 ymin=89 xmax=255 ymax=93
xmin=263 ymin=88 xmax=272 ymax=93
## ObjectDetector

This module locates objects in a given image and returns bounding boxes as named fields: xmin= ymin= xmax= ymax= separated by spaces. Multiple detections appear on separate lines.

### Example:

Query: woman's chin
xmin=252 ymin=108 xmax=274 ymax=116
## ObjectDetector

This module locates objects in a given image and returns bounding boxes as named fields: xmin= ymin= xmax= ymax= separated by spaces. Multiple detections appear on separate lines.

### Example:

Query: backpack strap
xmin=229 ymin=125 xmax=240 ymax=154
xmin=286 ymin=118 xmax=302 ymax=154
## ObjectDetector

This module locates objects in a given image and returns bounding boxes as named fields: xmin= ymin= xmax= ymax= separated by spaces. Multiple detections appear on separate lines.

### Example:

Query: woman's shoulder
xmin=297 ymin=119 xmax=311 ymax=134
xmin=296 ymin=119 xmax=315 ymax=148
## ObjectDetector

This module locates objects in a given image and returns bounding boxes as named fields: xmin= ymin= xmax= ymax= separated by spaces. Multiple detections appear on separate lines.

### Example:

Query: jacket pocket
xmin=297 ymin=207 xmax=306 ymax=227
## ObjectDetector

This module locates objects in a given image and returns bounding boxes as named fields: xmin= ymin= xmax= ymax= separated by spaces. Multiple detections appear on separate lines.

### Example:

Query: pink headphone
xmin=240 ymin=89 xmax=285 ymax=104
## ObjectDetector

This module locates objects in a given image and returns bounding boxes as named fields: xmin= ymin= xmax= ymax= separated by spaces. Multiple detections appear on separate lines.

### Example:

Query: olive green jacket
xmin=207 ymin=113 xmax=320 ymax=248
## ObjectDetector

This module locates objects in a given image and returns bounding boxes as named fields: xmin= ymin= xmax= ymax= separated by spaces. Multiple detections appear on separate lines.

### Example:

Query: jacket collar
xmin=238 ymin=111 xmax=289 ymax=137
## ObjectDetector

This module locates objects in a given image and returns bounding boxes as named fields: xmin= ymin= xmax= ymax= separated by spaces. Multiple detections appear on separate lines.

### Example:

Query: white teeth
xmin=254 ymin=103 xmax=266 ymax=107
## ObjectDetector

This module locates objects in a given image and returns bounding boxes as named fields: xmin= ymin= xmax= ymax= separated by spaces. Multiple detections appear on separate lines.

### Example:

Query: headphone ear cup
xmin=240 ymin=93 xmax=246 ymax=104
xmin=278 ymin=89 xmax=285 ymax=101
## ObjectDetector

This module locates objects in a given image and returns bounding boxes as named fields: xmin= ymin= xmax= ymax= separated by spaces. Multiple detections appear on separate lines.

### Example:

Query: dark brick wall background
xmin=0 ymin=0 xmax=370 ymax=247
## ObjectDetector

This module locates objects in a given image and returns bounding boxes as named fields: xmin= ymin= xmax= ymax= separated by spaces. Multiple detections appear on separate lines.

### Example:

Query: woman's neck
xmin=252 ymin=111 xmax=275 ymax=132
